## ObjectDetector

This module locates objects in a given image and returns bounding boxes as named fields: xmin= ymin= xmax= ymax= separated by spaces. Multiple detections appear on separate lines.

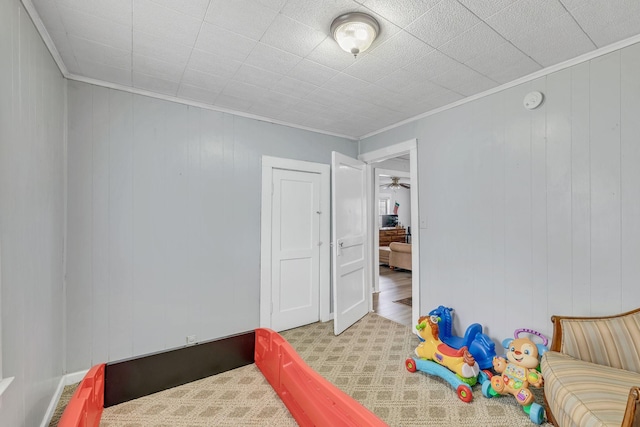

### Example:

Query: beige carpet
xmin=99 ymin=364 xmax=296 ymax=427
xmin=49 ymin=383 xmax=80 ymax=426
xmin=278 ymin=314 xmax=550 ymax=426
xmin=56 ymin=313 xmax=551 ymax=426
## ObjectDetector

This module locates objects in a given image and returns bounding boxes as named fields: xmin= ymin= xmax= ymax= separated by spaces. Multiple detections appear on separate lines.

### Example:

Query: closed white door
xmin=270 ymin=168 xmax=321 ymax=331
xmin=332 ymin=152 xmax=369 ymax=335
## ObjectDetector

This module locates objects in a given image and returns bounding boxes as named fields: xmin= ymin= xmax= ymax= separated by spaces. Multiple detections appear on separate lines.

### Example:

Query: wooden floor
xmin=372 ymin=266 xmax=412 ymax=326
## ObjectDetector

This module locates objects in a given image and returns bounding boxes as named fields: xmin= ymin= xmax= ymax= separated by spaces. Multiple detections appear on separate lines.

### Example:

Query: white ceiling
xmin=30 ymin=0 xmax=640 ymax=139
xmin=375 ymin=155 xmax=410 ymax=172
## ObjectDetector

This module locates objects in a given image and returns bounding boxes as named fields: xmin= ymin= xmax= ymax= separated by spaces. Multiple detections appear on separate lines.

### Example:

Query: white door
xmin=270 ymin=168 xmax=321 ymax=331
xmin=332 ymin=152 xmax=369 ymax=335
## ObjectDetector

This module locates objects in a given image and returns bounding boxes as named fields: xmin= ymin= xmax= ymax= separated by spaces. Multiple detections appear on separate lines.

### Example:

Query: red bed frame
xmin=58 ymin=328 xmax=387 ymax=427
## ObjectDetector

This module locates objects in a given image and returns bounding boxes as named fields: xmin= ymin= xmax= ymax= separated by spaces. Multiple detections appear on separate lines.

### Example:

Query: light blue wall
xmin=65 ymin=81 xmax=358 ymax=372
xmin=0 ymin=1 xmax=67 ymax=426
xmin=360 ymin=42 xmax=640 ymax=343
xmin=7 ymin=2 xmax=640 ymax=424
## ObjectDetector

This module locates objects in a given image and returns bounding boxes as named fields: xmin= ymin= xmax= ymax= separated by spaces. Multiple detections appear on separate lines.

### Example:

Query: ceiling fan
xmin=380 ymin=177 xmax=410 ymax=190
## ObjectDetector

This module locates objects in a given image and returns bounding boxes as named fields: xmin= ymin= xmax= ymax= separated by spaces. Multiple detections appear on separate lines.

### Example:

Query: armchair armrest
xmin=622 ymin=386 xmax=640 ymax=427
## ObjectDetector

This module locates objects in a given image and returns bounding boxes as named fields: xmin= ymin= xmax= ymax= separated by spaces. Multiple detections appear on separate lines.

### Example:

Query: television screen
xmin=380 ymin=214 xmax=398 ymax=228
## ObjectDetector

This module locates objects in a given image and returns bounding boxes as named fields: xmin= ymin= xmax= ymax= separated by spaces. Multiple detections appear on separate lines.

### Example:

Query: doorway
xmin=374 ymin=266 xmax=412 ymax=325
xmin=374 ymin=164 xmax=412 ymax=326
xmin=359 ymin=139 xmax=420 ymax=328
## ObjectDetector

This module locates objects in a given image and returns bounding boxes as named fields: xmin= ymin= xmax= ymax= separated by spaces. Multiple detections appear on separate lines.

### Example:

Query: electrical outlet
xmin=186 ymin=335 xmax=197 ymax=345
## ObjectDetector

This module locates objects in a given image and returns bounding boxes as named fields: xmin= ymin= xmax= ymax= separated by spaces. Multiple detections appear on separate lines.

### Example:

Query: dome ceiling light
xmin=330 ymin=12 xmax=380 ymax=58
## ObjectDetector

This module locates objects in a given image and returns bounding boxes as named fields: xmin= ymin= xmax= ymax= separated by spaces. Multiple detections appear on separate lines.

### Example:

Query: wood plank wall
xmin=0 ymin=0 xmax=66 ymax=425
xmin=361 ymin=42 xmax=640 ymax=344
xmin=65 ymin=81 xmax=356 ymax=372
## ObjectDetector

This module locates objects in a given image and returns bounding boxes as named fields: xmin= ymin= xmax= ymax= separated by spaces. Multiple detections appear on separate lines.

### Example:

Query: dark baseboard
xmin=104 ymin=331 xmax=255 ymax=407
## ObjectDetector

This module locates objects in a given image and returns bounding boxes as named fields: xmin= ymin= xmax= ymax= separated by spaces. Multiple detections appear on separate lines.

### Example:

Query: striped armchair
xmin=541 ymin=308 xmax=640 ymax=427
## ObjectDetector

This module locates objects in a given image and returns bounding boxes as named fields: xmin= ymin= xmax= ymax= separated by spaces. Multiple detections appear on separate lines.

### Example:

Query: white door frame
xmin=260 ymin=156 xmax=331 ymax=328
xmin=359 ymin=139 xmax=420 ymax=327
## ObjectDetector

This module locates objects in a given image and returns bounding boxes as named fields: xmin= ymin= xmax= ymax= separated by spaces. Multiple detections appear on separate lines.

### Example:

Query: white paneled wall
xmin=0 ymin=0 xmax=66 ymax=426
xmin=65 ymin=81 xmax=357 ymax=372
xmin=361 ymin=42 xmax=640 ymax=344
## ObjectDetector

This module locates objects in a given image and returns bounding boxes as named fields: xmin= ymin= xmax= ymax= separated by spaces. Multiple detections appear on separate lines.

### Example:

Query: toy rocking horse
xmin=406 ymin=315 xmax=489 ymax=402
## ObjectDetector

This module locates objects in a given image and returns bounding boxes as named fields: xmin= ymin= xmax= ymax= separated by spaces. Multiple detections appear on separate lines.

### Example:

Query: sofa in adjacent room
xmin=540 ymin=307 xmax=640 ymax=427
xmin=389 ymin=242 xmax=412 ymax=271
xmin=379 ymin=246 xmax=391 ymax=265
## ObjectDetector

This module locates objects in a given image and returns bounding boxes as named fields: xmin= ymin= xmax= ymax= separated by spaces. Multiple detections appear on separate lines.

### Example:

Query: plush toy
xmin=491 ymin=337 xmax=543 ymax=406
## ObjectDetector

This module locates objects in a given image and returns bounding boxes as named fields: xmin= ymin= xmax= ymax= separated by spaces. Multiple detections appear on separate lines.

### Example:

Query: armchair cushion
xmin=543 ymin=351 xmax=640 ymax=427
xmin=542 ymin=308 xmax=640 ymax=427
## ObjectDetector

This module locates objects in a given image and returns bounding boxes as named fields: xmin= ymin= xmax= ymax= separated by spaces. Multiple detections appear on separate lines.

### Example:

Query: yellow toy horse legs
xmin=415 ymin=343 xmax=480 ymax=379
xmin=414 ymin=315 xmax=480 ymax=380
xmin=407 ymin=315 xmax=488 ymax=403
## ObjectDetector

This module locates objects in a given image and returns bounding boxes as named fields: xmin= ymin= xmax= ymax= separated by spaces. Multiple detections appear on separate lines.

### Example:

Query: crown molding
xmin=359 ymin=34 xmax=640 ymax=140
xmin=66 ymin=73 xmax=358 ymax=140
xmin=19 ymin=0 xmax=358 ymax=141
xmin=20 ymin=0 xmax=640 ymax=143
xmin=20 ymin=0 xmax=70 ymax=78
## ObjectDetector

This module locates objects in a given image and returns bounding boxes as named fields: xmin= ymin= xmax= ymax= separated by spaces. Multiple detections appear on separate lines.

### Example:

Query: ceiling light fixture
xmin=330 ymin=12 xmax=380 ymax=58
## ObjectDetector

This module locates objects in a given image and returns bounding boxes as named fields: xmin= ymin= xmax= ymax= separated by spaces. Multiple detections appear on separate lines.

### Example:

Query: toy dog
xmin=481 ymin=328 xmax=548 ymax=424
xmin=491 ymin=337 xmax=543 ymax=406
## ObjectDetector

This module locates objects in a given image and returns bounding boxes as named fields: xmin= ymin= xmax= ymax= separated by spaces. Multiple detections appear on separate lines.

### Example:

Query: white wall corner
xmin=20 ymin=0 xmax=70 ymax=78
xmin=39 ymin=375 xmax=65 ymax=427
xmin=0 ymin=376 xmax=15 ymax=397
xmin=39 ymin=369 xmax=87 ymax=427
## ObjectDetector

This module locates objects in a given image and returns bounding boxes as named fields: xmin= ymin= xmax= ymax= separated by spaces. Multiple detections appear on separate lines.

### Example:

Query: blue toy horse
xmin=427 ymin=306 xmax=496 ymax=370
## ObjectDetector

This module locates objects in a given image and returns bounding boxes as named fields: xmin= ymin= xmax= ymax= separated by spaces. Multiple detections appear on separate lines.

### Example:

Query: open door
xmin=331 ymin=152 xmax=369 ymax=335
